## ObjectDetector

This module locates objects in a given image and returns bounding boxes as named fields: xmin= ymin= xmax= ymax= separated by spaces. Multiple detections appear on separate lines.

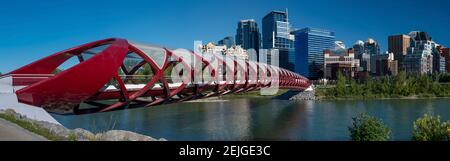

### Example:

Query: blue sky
xmin=1 ymin=0 xmax=449 ymax=73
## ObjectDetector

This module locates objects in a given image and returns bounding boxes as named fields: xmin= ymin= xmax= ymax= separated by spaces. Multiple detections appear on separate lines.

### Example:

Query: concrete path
xmin=0 ymin=118 xmax=48 ymax=141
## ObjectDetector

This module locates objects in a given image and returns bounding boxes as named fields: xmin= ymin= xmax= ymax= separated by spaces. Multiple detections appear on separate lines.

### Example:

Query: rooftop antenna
xmin=286 ymin=8 xmax=289 ymax=22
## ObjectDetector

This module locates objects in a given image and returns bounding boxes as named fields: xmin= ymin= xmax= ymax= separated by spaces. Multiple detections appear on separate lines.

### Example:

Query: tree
xmin=440 ymin=73 xmax=450 ymax=82
xmin=363 ymin=72 xmax=374 ymax=97
xmin=349 ymin=113 xmax=391 ymax=141
xmin=412 ymin=114 xmax=450 ymax=141
xmin=393 ymin=71 xmax=406 ymax=95
xmin=335 ymin=71 xmax=347 ymax=97
xmin=349 ymin=79 xmax=361 ymax=97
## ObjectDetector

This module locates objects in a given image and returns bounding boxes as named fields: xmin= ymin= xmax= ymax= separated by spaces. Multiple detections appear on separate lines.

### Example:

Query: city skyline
xmin=1 ymin=0 xmax=450 ymax=73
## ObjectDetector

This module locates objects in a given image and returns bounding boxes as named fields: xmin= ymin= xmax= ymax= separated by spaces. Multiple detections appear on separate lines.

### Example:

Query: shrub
xmin=412 ymin=114 xmax=450 ymax=141
xmin=349 ymin=113 xmax=391 ymax=141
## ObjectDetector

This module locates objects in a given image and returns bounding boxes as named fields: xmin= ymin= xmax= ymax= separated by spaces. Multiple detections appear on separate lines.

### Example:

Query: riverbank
xmin=220 ymin=89 xmax=290 ymax=99
xmin=0 ymin=109 xmax=166 ymax=141
xmin=315 ymin=95 xmax=450 ymax=101
xmin=315 ymin=86 xmax=450 ymax=101
xmin=315 ymin=72 xmax=450 ymax=101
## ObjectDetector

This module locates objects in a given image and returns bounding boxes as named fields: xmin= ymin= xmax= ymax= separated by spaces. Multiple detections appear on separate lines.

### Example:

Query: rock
xmin=3 ymin=109 xmax=17 ymax=116
xmin=95 ymin=130 xmax=164 ymax=141
xmin=1 ymin=109 xmax=25 ymax=120
xmin=289 ymin=90 xmax=316 ymax=101
xmin=36 ymin=121 xmax=71 ymax=139
xmin=275 ymin=90 xmax=316 ymax=101
xmin=72 ymin=128 xmax=95 ymax=141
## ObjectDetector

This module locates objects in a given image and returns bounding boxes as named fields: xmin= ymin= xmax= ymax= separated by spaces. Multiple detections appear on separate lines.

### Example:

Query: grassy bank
xmin=316 ymin=71 xmax=450 ymax=100
xmin=0 ymin=110 xmax=64 ymax=141
xmin=0 ymin=109 xmax=166 ymax=141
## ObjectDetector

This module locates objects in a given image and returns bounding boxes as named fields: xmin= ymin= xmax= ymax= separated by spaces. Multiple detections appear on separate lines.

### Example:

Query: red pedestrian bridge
xmin=1 ymin=38 xmax=311 ymax=114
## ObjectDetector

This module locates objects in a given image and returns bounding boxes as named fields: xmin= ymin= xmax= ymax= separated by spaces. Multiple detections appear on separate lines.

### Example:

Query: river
xmin=52 ymin=98 xmax=450 ymax=141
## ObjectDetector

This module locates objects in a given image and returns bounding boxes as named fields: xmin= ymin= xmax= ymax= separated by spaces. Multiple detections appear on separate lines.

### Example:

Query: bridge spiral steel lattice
xmin=4 ymin=38 xmax=311 ymax=114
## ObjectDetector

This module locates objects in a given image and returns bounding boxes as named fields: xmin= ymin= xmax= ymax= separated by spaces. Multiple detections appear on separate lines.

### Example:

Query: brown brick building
xmin=442 ymin=48 xmax=450 ymax=72
xmin=388 ymin=35 xmax=410 ymax=70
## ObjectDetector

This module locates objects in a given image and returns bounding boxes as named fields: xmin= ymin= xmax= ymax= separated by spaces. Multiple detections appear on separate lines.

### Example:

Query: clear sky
xmin=1 ymin=0 xmax=449 ymax=73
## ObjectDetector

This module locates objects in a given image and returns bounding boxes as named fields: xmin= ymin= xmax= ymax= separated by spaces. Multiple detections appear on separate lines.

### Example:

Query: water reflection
xmin=52 ymin=98 xmax=450 ymax=141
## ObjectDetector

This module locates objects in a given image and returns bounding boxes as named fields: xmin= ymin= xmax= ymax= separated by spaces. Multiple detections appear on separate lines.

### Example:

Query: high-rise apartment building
xmin=442 ymin=47 xmax=450 ymax=72
xmin=403 ymin=31 xmax=434 ymax=75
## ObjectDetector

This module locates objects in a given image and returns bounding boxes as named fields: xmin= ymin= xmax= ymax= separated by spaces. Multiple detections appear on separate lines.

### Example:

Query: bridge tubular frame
xmin=3 ymin=38 xmax=311 ymax=114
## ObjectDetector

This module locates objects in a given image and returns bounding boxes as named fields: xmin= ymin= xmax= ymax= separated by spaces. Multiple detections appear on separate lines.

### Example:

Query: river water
xmin=52 ymin=98 xmax=450 ymax=141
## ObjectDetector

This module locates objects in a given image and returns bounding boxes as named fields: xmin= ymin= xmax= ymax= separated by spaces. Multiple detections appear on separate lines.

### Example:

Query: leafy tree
xmin=412 ymin=114 xmax=450 ymax=141
xmin=142 ymin=64 xmax=153 ymax=76
xmin=335 ymin=71 xmax=347 ymax=97
xmin=363 ymin=73 xmax=374 ymax=97
xmin=440 ymin=73 xmax=450 ymax=82
xmin=316 ymin=71 xmax=450 ymax=99
xmin=349 ymin=113 xmax=391 ymax=141
xmin=393 ymin=71 xmax=407 ymax=95
xmin=349 ymin=79 xmax=361 ymax=97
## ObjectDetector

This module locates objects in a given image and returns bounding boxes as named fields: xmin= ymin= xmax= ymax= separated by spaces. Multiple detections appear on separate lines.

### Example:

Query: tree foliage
xmin=349 ymin=113 xmax=391 ymax=141
xmin=318 ymin=71 xmax=450 ymax=99
xmin=412 ymin=114 xmax=450 ymax=141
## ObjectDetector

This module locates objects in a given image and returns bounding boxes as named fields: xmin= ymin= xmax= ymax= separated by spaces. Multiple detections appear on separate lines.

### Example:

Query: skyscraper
xmin=365 ymin=38 xmax=380 ymax=75
xmin=262 ymin=10 xmax=295 ymax=71
xmin=236 ymin=19 xmax=260 ymax=56
xmin=353 ymin=40 xmax=369 ymax=72
xmin=442 ymin=48 xmax=450 ymax=72
xmin=403 ymin=31 xmax=434 ymax=75
xmin=353 ymin=41 xmax=365 ymax=59
xmin=293 ymin=28 xmax=335 ymax=79
xmin=432 ymin=44 xmax=446 ymax=74
xmin=388 ymin=34 xmax=410 ymax=70
xmin=218 ymin=36 xmax=235 ymax=48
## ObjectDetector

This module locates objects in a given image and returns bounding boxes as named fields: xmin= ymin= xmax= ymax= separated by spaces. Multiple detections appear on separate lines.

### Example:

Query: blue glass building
xmin=262 ymin=10 xmax=295 ymax=71
xmin=293 ymin=28 xmax=335 ymax=79
xmin=236 ymin=19 xmax=260 ymax=57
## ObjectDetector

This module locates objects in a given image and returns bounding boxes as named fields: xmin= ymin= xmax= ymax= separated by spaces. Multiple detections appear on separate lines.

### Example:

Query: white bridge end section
xmin=0 ymin=76 xmax=60 ymax=125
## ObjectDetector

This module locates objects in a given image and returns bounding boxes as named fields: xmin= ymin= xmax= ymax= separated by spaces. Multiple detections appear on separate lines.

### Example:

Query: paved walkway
xmin=0 ymin=118 xmax=48 ymax=141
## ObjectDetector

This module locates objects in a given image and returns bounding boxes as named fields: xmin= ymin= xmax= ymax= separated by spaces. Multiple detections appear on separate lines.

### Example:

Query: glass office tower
xmin=236 ymin=19 xmax=260 ymax=58
xmin=294 ymin=28 xmax=335 ymax=79
xmin=262 ymin=10 xmax=295 ymax=71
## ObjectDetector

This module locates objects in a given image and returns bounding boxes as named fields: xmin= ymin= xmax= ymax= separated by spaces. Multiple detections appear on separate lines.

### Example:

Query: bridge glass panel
xmin=130 ymin=42 xmax=167 ymax=69
xmin=80 ymin=44 xmax=112 ymax=61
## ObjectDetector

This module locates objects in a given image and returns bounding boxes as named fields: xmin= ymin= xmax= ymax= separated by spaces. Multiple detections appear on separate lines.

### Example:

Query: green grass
xmin=0 ymin=112 xmax=65 ymax=141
